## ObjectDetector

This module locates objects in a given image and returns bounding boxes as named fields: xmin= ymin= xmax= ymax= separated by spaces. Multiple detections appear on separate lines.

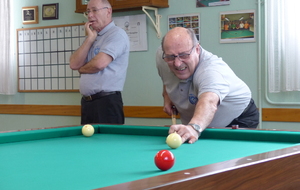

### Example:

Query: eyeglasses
xmin=84 ymin=7 xmax=108 ymax=16
xmin=162 ymin=46 xmax=195 ymax=62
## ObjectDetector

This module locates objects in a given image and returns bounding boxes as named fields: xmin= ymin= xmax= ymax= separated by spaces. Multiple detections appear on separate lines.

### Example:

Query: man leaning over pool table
xmin=156 ymin=27 xmax=259 ymax=144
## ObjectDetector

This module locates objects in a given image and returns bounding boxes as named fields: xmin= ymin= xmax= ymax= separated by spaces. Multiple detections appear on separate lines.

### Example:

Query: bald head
xmin=160 ymin=27 xmax=200 ymax=80
xmin=161 ymin=27 xmax=198 ymax=52
xmin=88 ymin=0 xmax=111 ymax=7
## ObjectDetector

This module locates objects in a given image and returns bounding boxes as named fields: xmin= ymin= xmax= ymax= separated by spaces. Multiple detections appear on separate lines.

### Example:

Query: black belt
xmin=82 ymin=91 xmax=117 ymax=101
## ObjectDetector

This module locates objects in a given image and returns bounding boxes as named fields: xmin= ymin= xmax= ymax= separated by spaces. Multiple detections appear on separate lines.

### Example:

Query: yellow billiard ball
xmin=166 ymin=132 xmax=182 ymax=149
xmin=82 ymin=124 xmax=94 ymax=137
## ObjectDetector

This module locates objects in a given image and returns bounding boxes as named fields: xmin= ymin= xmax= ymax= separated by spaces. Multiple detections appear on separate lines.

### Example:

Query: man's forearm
xmin=69 ymin=38 xmax=94 ymax=70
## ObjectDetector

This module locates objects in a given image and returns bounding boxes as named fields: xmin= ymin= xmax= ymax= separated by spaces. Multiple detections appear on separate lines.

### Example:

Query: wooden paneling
xmin=0 ymin=104 xmax=81 ymax=116
xmin=261 ymin=108 xmax=300 ymax=122
xmin=75 ymin=0 xmax=169 ymax=13
xmin=0 ymin=104 xmax=173 ymax=118
xmin=0 ymin=104 xmax=300 ymax=122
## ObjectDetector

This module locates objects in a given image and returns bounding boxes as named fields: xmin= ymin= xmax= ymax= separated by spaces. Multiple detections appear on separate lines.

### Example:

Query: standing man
xmin=156 ymin=27 xmax=259 ymax=144
xmin=70 ymin=0 xmax=130 ymax=125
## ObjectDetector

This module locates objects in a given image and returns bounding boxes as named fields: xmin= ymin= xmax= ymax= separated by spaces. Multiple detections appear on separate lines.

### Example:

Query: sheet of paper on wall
xmin=17 ymin=23 xmax=83 ymax=92
xmin=113 ymin=14 xmax=148 ymax=52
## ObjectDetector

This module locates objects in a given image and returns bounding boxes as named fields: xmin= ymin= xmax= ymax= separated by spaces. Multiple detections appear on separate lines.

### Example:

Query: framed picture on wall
xmin=196 ymin=0 xmax=230 ymax=7
xmin=220 ymin=10 xmax=255 ymax=43
xmin=168 ymin=13 xmax=200 ymax=41
xmin=42 ymin=3 xmax=59 ymax=20
xmin=22 ymin=6 xmax=39 ymax=24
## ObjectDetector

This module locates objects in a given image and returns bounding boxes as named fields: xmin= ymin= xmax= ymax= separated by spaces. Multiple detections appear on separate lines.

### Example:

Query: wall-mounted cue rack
xmin=17 ymin=23 xmax=85 ymax=92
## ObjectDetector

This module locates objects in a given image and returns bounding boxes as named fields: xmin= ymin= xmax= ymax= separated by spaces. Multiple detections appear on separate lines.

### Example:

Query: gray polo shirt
xmin=80 ymin=21 xmax=130 ymax=96
xmin=156 ymin=46 xmax=251 ymax=127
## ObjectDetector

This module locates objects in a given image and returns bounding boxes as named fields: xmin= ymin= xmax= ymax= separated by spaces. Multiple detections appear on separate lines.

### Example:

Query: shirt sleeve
xmin=195 ymin=69 xmax=230 ymax=103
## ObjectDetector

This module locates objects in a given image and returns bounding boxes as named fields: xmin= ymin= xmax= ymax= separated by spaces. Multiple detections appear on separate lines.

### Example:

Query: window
xmin=266 ymin=0 xmax=300 ymax=93
xmin=0 ymin=0 xmax=16 ymax=95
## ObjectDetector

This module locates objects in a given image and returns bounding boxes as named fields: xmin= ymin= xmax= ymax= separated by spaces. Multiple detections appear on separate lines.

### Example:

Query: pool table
xmin=1 ymin=124 xmax=300 ymax=190
xmin=221 ymin=29 xmax=254 ymax=39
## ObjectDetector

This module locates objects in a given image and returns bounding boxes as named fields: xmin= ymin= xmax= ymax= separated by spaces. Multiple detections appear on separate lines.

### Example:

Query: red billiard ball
xmin=154 ymin=150 xmax=175 ymax=171
xmin=232 ymin=125 xmax=239 ymax=129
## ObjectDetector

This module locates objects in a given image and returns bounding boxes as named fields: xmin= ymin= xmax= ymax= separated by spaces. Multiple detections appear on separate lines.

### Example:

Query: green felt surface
xmin=221 ymin=29 xmax=254 ymax=39
xmin=0 ymin=125 xmax=299 ymax=190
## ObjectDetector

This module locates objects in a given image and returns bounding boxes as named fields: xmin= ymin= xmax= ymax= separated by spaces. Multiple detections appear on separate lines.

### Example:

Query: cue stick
xmin=171 ymin=105 xmax=177 ymax=125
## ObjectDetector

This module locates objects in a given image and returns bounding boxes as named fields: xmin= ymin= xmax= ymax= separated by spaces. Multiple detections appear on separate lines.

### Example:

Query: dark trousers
xmin=81 ymin=91 xmax=124 ymax=125
xmin=225 ymin=98 xmax=259 ymax=128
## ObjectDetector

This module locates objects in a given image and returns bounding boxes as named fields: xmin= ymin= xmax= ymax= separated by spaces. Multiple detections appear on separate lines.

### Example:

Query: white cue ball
xmin=166 ymin=132 xmax=182 ymax=149
xmin=82 ymin=124 xmax=94 ymax=137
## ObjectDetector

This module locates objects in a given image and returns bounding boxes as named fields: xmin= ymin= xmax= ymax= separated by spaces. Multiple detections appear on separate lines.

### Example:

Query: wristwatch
xmin=188 ymin=123 xmax=203 ymax=134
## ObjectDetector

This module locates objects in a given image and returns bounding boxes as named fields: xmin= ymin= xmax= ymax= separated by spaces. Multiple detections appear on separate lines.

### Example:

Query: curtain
xmin=266 ymin=0 xmax=300 ymax=92
xmin=0 ymin=0 xmax=16 ymax=95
